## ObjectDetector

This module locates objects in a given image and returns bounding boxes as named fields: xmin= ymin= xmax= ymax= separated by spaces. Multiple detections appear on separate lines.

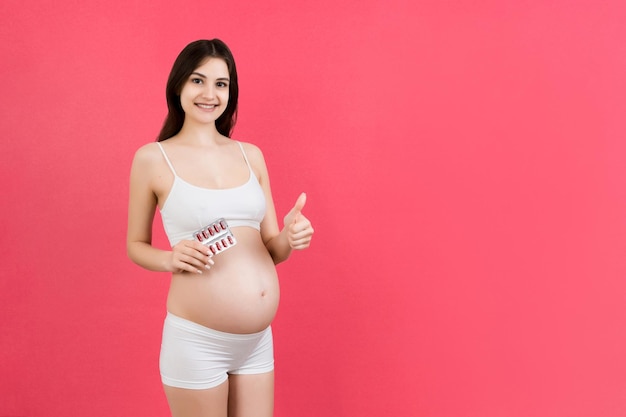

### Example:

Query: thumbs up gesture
xmin=283 ymin=192 xmax=314 ymax=250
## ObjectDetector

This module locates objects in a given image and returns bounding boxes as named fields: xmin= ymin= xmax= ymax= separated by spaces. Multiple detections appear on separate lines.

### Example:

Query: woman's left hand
xmin=284 ymin=193 xmax=314 ymax=250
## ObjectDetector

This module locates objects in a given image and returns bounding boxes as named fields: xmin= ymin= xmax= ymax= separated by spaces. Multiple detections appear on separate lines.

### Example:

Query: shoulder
xmin=132 ymin=142 xmax=163 ymax=166
xmin=238 ymin=140 xmax=266 ymax=165
xmin=129 ymin=142 xmax=168 ymax=183
xmin=237 ymin=140 xmax=263 ymax=156
xmin=237 ymin=140 xmax=270 ymax=181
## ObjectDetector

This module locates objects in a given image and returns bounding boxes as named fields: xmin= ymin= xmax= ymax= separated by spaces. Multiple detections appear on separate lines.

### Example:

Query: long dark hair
xmin=157 ymin=39 xmax=239 ymax=141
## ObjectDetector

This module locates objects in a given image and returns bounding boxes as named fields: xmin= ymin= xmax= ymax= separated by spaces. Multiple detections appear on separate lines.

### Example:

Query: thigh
xmin=164 ymin=381 xmax=229 ymax=417
xmin=227 ymin=371 xmax=274 ymax=417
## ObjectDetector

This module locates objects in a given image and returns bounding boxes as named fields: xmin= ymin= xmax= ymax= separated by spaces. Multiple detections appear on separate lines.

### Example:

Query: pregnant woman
xmin=126 ymin=39 xmax=313 ymax=417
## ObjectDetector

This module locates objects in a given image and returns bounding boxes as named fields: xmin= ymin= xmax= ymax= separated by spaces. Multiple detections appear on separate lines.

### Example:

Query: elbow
xmin=126 ymin=241 xmax=140 ymax=265
xmin=271 ymin=252 xmax=289 ymax=265
xmin=126 ymin=246 xmax=136 ymax=265
xmin=269 ymin=244 xmax=292 ymax=265
xmin=264 ymin=231 xmax=292 ymax=265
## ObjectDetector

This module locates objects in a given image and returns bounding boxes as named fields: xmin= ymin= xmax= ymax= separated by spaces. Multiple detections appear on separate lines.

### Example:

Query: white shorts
xmin=159 ymin=312 xmax=274 ymax=389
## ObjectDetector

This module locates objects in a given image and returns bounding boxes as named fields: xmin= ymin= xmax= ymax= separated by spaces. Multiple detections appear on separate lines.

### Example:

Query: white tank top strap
xmin=157 ymin=142 xmax=178 ymax=177
xmin=236 ymin=141 xmax=253 ymax=173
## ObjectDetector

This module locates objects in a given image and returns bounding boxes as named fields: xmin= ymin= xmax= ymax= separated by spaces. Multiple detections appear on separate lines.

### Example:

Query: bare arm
xmin=245 ymin=143 xmax=314 ymax=264
xmin=126 ymin=144 xmax=213 ymax=274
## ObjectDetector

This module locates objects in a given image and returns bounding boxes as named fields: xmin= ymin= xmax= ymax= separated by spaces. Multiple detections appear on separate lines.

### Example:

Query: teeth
xmin=197 ymin=104 xmax=215 ymax=109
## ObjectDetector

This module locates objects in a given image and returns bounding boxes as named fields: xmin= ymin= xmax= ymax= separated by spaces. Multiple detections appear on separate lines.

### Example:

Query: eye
xmin=217 ymin=81 xmax=229 ymax=88
xmin=191 ymin=77 xmax=203 ymax=84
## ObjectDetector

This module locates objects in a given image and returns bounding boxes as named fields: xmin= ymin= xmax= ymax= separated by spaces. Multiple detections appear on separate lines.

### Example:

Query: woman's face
xmin=179 ymin=58 xmax=230 ymax=125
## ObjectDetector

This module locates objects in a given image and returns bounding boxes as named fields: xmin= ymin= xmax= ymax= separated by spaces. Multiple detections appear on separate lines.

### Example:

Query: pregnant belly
xmin=166 ymin=228 xmax=280 ymax=334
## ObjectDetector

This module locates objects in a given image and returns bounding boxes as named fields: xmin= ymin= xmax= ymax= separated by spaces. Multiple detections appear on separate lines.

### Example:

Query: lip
xmin=195 ymin=103 xmax=218 ymax=110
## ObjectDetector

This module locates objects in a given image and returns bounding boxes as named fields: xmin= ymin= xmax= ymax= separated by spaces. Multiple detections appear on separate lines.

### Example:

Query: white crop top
xmin=157 ymin=141 xmax=266 ymax=247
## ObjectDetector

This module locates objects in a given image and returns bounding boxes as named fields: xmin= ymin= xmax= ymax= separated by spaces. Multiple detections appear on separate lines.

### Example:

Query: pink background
xmin=2 ymin=1 xmax=626 ymax=416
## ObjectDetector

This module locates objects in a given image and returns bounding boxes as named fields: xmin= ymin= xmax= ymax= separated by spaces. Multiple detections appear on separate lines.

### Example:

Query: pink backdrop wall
xmin=2 ymin=1 xmax=626 ymax=416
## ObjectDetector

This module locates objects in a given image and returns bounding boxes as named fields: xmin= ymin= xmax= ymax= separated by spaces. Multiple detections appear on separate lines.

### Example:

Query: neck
xmin=177 ymin=121 xmax=225 ymax=145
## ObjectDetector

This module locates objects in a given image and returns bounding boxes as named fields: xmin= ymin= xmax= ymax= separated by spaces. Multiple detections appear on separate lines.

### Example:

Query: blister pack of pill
xmin=192 ymin=218 xmax=237 ymax=255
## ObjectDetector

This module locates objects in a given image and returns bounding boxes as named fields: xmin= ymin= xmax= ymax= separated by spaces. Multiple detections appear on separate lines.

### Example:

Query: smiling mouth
xmin=196 ymin=103 xmax=217 ymax=109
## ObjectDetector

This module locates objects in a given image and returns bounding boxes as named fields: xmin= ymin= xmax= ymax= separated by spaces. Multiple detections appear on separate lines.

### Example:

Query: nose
xmin=202 ymin=84 xmax=216 ymax=99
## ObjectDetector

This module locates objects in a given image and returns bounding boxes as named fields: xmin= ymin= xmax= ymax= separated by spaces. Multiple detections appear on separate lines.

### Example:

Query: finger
xmin=175 ymin=258 xmax=203 ymax=274
xmin=290 ymin=226 xmax=313 ymax=239
xmin=175 ymin=240 xmax=212 ymax=256
xmin=178 ymin=249 xmax=209 ymax=266
xmin=290 ymin=237 xmax=312 ymax=250
xmin=291 ymin=192 xmax=307 ymax=215
xmin=184 ymin=241 xmax=215 ymax=263
xmin=290 ymin=217 xmax=312 ymax=233
xmin=174 ymin=242 xmax=214 ymax=272
xmin=289 ymin=225 xmax=313 ymax=248
xmin=177 ymin=253 xmax=210 ymax=271
xmin=190 ymin=241 xmax=214 ymax=257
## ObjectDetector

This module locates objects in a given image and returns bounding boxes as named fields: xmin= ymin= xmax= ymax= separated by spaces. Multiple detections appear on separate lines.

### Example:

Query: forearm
xmin=265 ymin=229 xmax=293 ymax=265
xmin=127 ymin=241 xmax=173 ymax=272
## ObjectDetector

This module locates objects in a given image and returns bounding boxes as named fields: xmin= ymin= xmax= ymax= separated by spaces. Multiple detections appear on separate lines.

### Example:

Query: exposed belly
xmin=166 ymin=227 xmax=280 ymax=334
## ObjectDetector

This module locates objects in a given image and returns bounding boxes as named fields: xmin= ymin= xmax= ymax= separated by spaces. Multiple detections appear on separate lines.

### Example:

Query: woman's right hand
xmin=168 ymin=240 xmax=215 ymax=274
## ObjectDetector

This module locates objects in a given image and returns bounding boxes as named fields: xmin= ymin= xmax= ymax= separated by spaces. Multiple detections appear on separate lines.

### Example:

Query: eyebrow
xmin=191 ymin=72 xmax=230 ymax=82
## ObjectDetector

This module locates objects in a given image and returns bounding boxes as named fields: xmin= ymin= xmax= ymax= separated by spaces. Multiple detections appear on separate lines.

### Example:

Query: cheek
xmin=179 ymin=86 xmax=197 ymax=105
xmin=179 ymin=93 xmax=192 ymax=111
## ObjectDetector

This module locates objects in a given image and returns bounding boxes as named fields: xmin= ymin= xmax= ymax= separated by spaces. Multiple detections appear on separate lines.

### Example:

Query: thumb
xmin=294 ymin=192 xmax=307 ymax=212
xmin=291 ymin=192 xmax=307 ymax=219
